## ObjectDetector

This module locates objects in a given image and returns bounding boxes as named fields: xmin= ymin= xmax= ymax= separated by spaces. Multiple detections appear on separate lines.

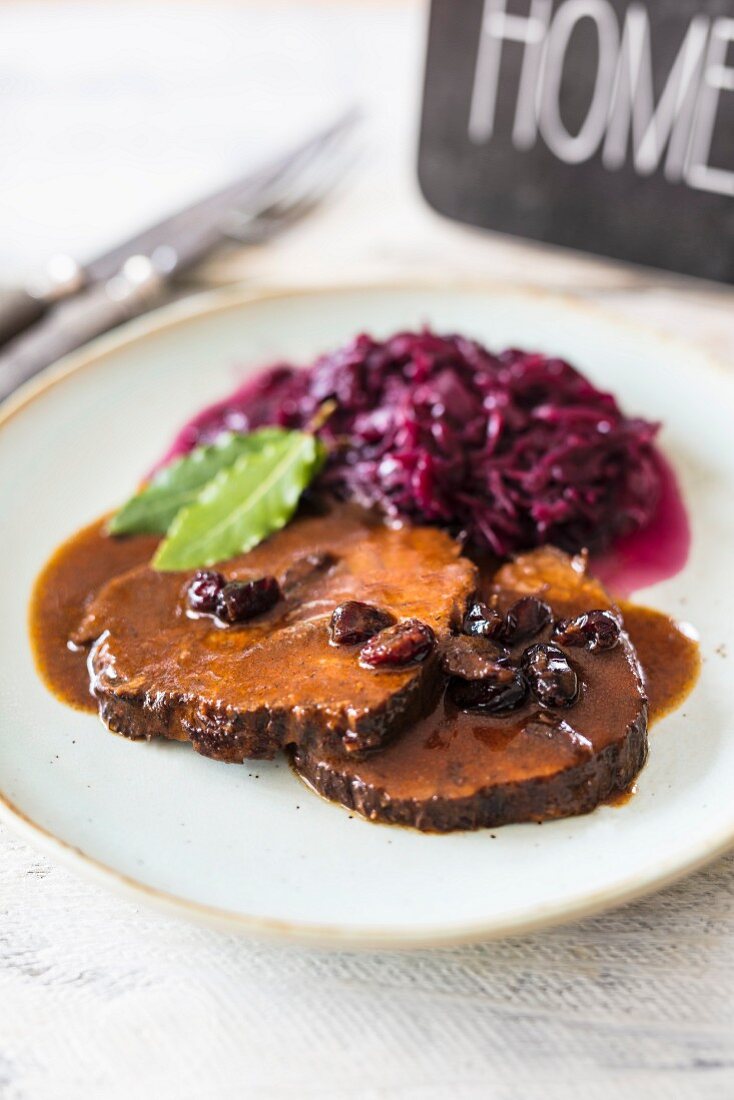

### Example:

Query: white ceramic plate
xmin=1 ymin=284 xmax=732 ymax=947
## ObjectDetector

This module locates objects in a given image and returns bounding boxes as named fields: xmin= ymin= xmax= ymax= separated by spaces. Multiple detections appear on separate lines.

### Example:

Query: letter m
xmin=603 ymin=4 xmax=710 ymax=180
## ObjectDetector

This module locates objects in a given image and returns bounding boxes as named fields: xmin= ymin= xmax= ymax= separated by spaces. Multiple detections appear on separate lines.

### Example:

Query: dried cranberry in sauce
xmin=522 ymin=643 xmax=578 ymax=708
xmin=440 ymin=635 xmax=511 ymax=681
xmin=360 ymin=619 xmax=435 ymax=668
xmin=462 ymin=601 xmax=504 ymax=640
xmin=449 ymin=667 xmax=528 ymax=714
xmin=215 ymin=576 xmax=281 ymax=624
xmin=329 ymin=601 xmax=395 ymax=646
xmin=187 ymin=570 xmax=225 ymax=614
xmin=502 ymin=596 xmax=553 ymax=643
xmin=552 ymin=609 xmax=621 ymax=652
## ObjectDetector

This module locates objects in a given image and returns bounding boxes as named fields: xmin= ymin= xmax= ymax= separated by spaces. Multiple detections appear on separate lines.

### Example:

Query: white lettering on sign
xmin=468 ymin=0 xmax=734 ymax=196
xmin=603 ymin=5 xmax=709 ymax=179
xmin=468 ymin=0 xmax=552 ymax=146
xmin=538 ymin=0 xmax=620 ymax=163
xmin=686 ymin=19 xmax=734 ymax=196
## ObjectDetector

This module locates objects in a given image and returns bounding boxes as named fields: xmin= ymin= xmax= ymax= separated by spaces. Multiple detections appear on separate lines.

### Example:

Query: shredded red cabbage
xmin=160 ymin=330 xmax=662 ymax=556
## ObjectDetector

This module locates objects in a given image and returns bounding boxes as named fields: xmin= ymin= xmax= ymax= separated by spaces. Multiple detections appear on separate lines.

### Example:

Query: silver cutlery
xmin=0 ymin=111 xmax=357 ymax=403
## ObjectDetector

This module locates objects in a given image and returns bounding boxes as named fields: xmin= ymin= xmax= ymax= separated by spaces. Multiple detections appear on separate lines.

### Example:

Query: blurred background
xmin=1 ymin=0 xmax=732 ymax=364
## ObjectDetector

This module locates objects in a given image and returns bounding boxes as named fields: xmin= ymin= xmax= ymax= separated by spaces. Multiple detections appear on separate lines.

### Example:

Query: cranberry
xmin=441 ymin=635 xmax=511 ymax=681
xmin=502 ymin=596 xmax=553 ymax=643
xmin=552 ymin=609 xmax=621 ymax=652
xmin=187 ymin=570 xmax=225 ymax=614
xmin=462 ymin=601 xmax=504 ymax=640
xmin=215 ymin=576 xmax=281 ymax=624
xmin=449 ymin=667 xmax=527 ymax=714
xmin=329 ymin=601 xmax=394 ymax=645
xmin=522 ymin=643 xmax=578 ymax=708
xmin=360 ymin=619 xmax=436 ymax=668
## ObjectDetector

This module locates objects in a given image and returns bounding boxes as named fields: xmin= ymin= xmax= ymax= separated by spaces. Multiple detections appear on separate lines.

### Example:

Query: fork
xmin=0 ymin=112 xmax=359 ymax=403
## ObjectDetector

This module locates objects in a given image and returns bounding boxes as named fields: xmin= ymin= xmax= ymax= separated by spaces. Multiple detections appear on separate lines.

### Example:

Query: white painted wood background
xmin=0 ymin=3 xmax=732 ymax=1098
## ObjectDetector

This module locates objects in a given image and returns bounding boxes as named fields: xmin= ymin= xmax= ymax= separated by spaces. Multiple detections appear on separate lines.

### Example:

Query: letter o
xmin=539 ymin=0 xmax=620 ymax=164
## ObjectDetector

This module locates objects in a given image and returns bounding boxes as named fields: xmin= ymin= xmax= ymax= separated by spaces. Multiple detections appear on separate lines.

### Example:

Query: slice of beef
xmin=293 ymin=547 xmax=648 ymax=830
xmin=75 ymin=507 xmax=477 ymax=762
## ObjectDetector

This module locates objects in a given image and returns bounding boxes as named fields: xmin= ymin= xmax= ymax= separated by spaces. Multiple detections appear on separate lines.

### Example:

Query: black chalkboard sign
xmin=418 ymin=0 xmax=734 ymax=282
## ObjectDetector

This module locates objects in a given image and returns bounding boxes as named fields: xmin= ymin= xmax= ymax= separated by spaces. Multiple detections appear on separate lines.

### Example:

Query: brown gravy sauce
xmin=620 ymin=601 xmax=700 ymax=725
xmin=605 ymin=784 xmax=637 ymax=807
xmin=30 ymin=518 xmax=159 ymax=712
xmin=30 ymin=519 xmax=701 ymax=749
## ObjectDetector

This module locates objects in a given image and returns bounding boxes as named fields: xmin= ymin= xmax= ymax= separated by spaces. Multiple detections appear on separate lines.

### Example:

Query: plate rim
xmin=2 ymin=278 xmax=733 ymax=948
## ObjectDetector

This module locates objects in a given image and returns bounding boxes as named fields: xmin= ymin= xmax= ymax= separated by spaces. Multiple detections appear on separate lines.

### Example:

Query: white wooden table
xmin=1 ymin=3 xmax=732 ymax=1097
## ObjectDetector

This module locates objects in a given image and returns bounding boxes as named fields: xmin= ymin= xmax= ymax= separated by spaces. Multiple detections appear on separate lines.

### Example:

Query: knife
xmin=0 ymin=111 xmax=356 ymax=402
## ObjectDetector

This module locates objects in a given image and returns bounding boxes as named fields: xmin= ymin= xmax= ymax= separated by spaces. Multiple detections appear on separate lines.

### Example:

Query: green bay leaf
xmin=108 ymin=428 xmax=286 ymax=536
xmin=152 ymin=431 xmax=325 ymax=571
